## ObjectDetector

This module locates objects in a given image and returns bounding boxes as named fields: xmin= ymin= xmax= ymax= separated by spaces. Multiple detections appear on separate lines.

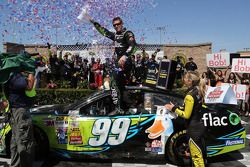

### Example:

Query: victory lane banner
xmin=231 ymin=58 xmax=250 ymax=73
xmin=206 ymin=52 xmax=230 ymax=68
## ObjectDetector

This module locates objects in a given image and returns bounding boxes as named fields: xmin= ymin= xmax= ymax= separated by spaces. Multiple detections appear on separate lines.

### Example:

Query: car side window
xmin=79 ymin=96 xmax=115 ymax=116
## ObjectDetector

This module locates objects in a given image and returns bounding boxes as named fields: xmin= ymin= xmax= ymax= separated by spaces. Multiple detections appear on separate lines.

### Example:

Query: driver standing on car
xmin=165 ymin=71 xmax=207 ymax=167
xmin=85 ymin=15 xmax=137 ymax=111
xmin=2 ymin=72 xmax=35 ymax=167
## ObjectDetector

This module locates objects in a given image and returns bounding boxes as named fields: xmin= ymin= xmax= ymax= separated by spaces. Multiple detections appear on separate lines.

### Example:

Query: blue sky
xmin=133 ymin=0 xmax=250 ymax=52
xmin=0 ymin=0 xmax=250 ymax=53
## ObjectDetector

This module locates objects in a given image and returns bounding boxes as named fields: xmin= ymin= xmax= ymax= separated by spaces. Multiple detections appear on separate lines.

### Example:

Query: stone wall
xmin=24 ymin=44 xmax=50 ymax=56
xmin=3 ymin=42 xmax=25 ymax=53
xmin=3 ymin=42 xmax=49 ymax=55
xmin=164 ymin=43 xmax=212 ymax=73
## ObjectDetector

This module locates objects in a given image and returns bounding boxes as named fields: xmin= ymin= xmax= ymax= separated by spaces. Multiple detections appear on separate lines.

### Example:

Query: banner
xmin=231 ymin=58 xmax=250 ymax=73
xmin=222 ymin=83 xmax=247 ymax=100
xmin=205 ymin=85 xmax=237 ymax=105
xmin=206 ymin=52 xmax=230 ymax=67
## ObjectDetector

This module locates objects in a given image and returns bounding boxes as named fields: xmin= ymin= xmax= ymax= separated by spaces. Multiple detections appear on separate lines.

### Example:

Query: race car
xmin=0 ymin=86 xmax=246 ymax=165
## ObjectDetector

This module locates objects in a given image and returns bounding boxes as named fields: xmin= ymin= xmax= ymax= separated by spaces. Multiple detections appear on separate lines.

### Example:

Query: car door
xmin=202 ymin=103 xmax=245 ymax=157
xmin=66 ymin=91 xmax=157 ymax=159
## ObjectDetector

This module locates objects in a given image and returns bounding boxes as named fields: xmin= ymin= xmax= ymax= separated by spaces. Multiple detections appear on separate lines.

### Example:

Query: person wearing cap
xmin=147 ymin=51 xmax=159 ymax=70
xmin=185 ymin=57 xmax=198 ymax=71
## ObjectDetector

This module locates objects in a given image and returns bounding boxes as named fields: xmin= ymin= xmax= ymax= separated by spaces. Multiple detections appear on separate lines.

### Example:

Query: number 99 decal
xmin=88 ymin=118 xmax=131 ymax=146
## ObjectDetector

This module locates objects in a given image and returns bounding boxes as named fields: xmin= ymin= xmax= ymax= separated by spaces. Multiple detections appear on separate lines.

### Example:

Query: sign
xmin=222 ymin=83 xmax=247 ymax=100
xmin=145 ymin=63 xmax=159 ymax=88
xmin=156 ymin=59 xmax=176 ymax=90
xmin=206 ymin=52 xmax=230 ymax=67
xmin=205 ymin=85 xmax=237 ymax=105
xmin=231 ymin=58 xmax=250 ymax=73
xmin=156 ymin=60 xmax=170 ymax=89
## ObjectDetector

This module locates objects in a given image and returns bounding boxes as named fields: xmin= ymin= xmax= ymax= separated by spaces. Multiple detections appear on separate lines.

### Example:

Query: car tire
xmin=33 ymin=126 xmax=49 ymax=160
xmin=165 ymin=130 xmax=192 ymax=166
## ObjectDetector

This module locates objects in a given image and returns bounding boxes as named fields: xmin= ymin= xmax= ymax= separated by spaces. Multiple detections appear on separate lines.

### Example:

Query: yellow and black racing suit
xmin=171 ymin=86 xmax=206 ymax=167
xmin=92 ymin=21 xmax=137 ymax=110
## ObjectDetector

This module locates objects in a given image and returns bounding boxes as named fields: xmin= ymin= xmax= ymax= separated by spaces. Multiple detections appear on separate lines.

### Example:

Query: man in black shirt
xmin=4 ymin=72 xmax=35 ymax=167
xmin=185 ymin=57 xmax=198 ymax=71
xmin=85 ymin=15 xmax=137 ymax=110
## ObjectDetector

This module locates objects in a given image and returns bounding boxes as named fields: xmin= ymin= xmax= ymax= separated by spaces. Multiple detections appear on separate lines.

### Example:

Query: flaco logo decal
xmin=202 ymin=111 xmax=240 ymax=127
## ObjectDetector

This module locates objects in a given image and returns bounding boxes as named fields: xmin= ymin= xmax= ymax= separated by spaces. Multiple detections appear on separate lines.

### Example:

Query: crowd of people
xmin=34 ymin=50 xmax=250 ymax=118
xmin=201 ymin=66 xmax=250 ymax=117
xmin=173 ymin=56 xmax=250 ymax=118
xmin=34 ymin=50 xmax=161 ymax=90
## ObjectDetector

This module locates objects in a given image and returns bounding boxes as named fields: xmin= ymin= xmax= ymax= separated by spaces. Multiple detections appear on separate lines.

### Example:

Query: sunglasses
xmin=113 ymin=22 xmax=122 ymax=27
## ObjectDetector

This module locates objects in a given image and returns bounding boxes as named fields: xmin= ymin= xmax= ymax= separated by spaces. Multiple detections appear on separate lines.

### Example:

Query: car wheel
xmin=165 ymin=130 xmax=191 ymax=166
xmin=33 ymin=127 xmax=49 ymax=160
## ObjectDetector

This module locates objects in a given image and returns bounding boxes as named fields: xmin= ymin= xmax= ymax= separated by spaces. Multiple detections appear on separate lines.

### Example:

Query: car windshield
xmin=65 ymin=91 xmax=105 ymax=110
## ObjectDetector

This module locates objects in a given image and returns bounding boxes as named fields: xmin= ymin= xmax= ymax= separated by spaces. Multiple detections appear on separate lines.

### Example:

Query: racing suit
xmin=171 ymin=86 xmax=206 ymax=167
xmin=92 ymin=21 xmax=137 ymax=110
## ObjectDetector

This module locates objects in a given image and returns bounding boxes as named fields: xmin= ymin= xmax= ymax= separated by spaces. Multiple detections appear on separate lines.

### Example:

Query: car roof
xmin=67 ymin=86 xmax=184 ymax=110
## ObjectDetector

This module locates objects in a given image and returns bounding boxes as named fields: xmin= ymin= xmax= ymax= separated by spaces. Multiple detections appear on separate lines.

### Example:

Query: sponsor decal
xmin=207 ymin=87 xmax=223 ymax=98
xmin=151 ymin=140 xmax=162 ymax=153
xmin=69 ymin=128 xmax=82 ymax=145
xmin=202 ymin=112 xmax=240 ymax=126
xmin=55 ymin=121 xmax=68 ymax=128
xmin=70 ymin=121 xmax=79 ymax=128
xmin=56 ymin=116 xmax=68 ymax=121
xmin=145 ymin=142 xmax=151 ymax=152
xmin=43 ymin=118 xmax=54 ymax=127
xmin=225 ymin=139 xmax=244 ymax=146
xmin=55 ymin=116 xmax=68 ymax=128
xmin=202 ymin=113 xmax=228 ymax=126
xmin=69 ymin=116 xmax=80 ymax=121
xmin=111 ymin=87 xmax=118 ymax=105
xmin=56 ymin=128 xmax=68 ymax=144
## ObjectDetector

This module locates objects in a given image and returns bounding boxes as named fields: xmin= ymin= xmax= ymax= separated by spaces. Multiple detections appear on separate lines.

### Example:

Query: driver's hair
xmin=184 ymin=71 xmax=206 ymax=103
xmin=113 ymin=17 xmax=123 ymax=24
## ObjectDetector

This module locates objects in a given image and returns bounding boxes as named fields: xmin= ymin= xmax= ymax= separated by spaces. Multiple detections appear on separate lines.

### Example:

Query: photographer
xmin=3 ymin=72 xmax=35 ymax=167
